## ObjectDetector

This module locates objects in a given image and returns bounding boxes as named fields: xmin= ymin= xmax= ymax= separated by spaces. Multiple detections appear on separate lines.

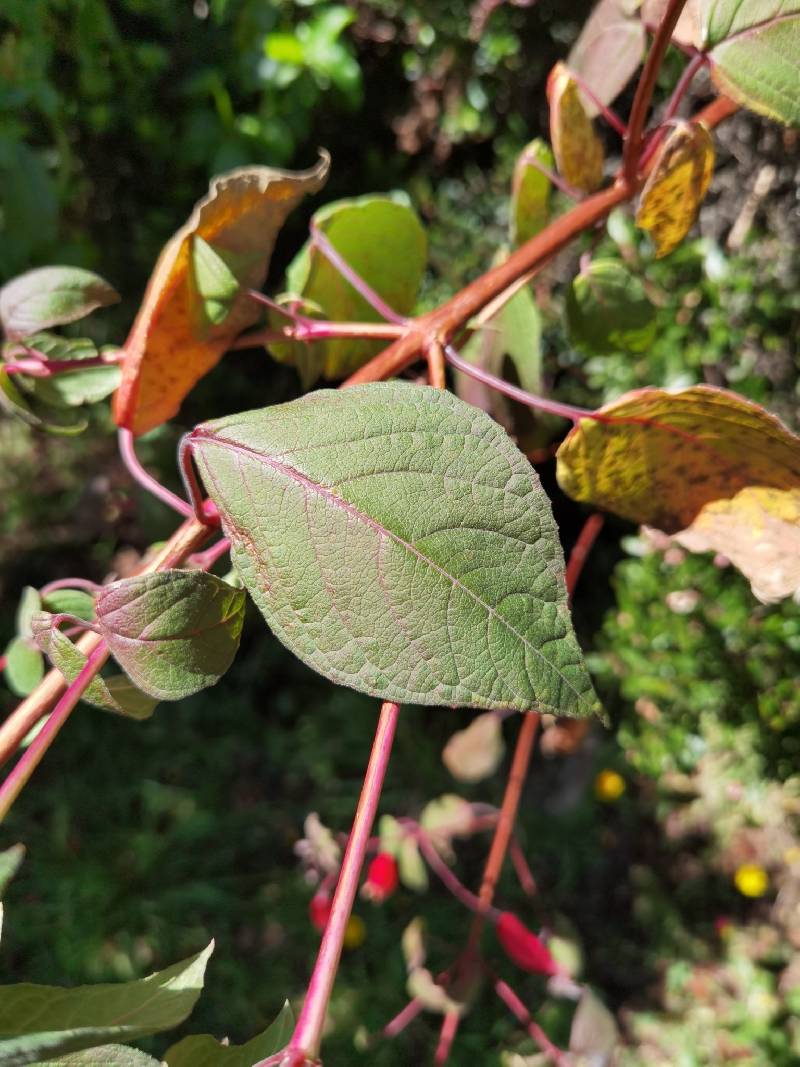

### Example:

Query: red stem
xmin=565 ymin=514 xmax=605 ymax=605
xmin=275 ymin=701 xmax=402 ymax=1067
xmin=623 ymin=0 xmax=690 ymax=185
xmin=415 ymin=829 xmax=501 ymax=921
xmin=383 ymin=997 xmax=425 ymax=1038
xmin=494 ymin=978 xmax=569 ymax=1066
xmin=311 ymin=227 xmax=408 ymax=326
xmin=118 ymin=429 xmax=194 ymax=519
xmin=0 ymin=641 xmax=109 ymax=822
xmin=434 ymin=1010 xmax=461 ymax=1066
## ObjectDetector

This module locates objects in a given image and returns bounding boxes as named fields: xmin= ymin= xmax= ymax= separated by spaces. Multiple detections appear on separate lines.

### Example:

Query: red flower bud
xmin=361 ymin=852 xmax=399 ymax=902
xmin=309 ymin=891 xmax=332 ymax=932
xmin=495 ymin=912 xmax=559 ymax=976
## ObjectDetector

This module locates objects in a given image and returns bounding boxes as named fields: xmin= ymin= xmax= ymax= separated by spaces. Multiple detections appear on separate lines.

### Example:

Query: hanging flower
xmin=309 ymin=890 xmax=332 ymax=932
xmin=494 ymin=912 xmax=559 ymax=976
xmin=361 ymin=852 xmax=399 ymax=902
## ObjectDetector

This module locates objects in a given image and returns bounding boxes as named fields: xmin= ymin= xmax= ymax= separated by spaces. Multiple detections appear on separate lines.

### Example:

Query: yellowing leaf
xmin=114 ymin=155 xmax=330 ymax=435
xmin=510 ymin=139 xmax=554 ymax=246
xmin=635 ymin=123 xmax=714 ymax=257
xmin=556 ymin=386 xmax=800 ymax=533
xmin=547 ymin=61 xmax=604 ymax=193
xmin=556 ymin=386 xmax=800 ymax=600
xmin=674 ymin=487 xmax=800 ymax=603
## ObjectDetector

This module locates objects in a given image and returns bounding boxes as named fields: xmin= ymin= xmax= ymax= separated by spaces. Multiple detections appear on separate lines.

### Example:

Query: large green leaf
xmin=94 ymin=572 xmax=246 ymax=701
xmin=190 ymin=383 xmax=600 ymax=717
xmin=0 ymin=943 xmax=213 ymax=1067
xmin=163 ymin=1002 xmax=293 ymax=1066
xmin=0 ymin=268 xmax=118 ymax=341
xmin=30 ymin=616 xmax=158 ymax=720
xmin=273 ymin=195 xmax=427 ymax=382
xmin=703 ymin=1 xmax=800 ymax=126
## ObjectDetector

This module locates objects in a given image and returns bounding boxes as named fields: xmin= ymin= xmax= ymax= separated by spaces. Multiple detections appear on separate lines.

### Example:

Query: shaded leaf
xmin=565 ymin=259 xmax=656 ymax=355
xmin=641 ymin=0 xmax=702 ymax=48
xmin=0 ymin=367 xmax=88 ymax=437
xmin=635 ymin=123 xmax=714 ymax=257
xmin=189 ymin=236 xmax=244 ymax=330
xmin=265 ymin=294 xmax=328 ymax=391
xmin=0 ymin=943 xmax=213 ymax=1067
xmin=674 ymin=486 xmax=800 ymax=603
xmin=2 ymin=638 xmax=44 ymax=698
xmin=24 ymin=335 xmax=120 ymax=408
xmin=113 ymin=155 xmax=330 ymax=436
xmin=41 ymin=590 xmax=95 ymax=622
xmin=455 ymin=284 xmax=542 ymax=433
xmin=34 ymin=1047 xmax=160 ymax=1066
xmin=419 ymin=794 xmax=474 ymax=858
xmin=510 ymin=140 xmax=554 ymax=246
xmin=557 ymin=384 xmax=800 ymax=600
xmin=162 ymin=1002 xmax=293 ymax=1067
xmin=568 ymin=0 xmax=645 ymax=114
xmin=0 ymin=845 xmax=25 ymax=899
xmin=406 ymin=969 xmax=464 ymax=1017
xmin=190 ymin=383 xmax=600 ymax=717
xmin=442 ymin=712 xmax=505 ymax=783
xmin=94 ymin=572 xmax=246 ymax=701
xmin=274 ymin=195 xmax=426 ymax=383
xmin=547 ymin=62 xmax=604 ymax=193
xmin=704 ymin=2 xmax=800 ymax=126
xmin=401 ymin=918 xmax=427 ymax=972
xmin=30 ymin=616 xmax=158 ymax=720
xmin=15 ymin=587 xmax=41 ymax=638
xmin=0 ymin=268 xmax=118 ymax=341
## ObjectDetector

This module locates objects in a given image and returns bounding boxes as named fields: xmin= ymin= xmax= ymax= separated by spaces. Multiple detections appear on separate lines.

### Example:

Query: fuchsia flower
xmin=309 ymin=891 xmax=332 ymax=932
xmin=494 ymin=912 xmax=559 ymax=976
xmin=361 ymin=852 xmax=399 ymax=902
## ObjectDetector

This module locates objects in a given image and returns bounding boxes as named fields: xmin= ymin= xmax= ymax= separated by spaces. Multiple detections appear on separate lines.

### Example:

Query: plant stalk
xmin=277 ymin=700 xmax=402 ymax=1067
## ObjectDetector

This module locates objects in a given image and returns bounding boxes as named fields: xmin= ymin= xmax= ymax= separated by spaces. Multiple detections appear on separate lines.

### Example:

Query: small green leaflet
xmin=510 ymin=140 xmax=554 ymax=246
xmin=0 ymin=844 xmax=25 ymax=899
xmin=190 ymin=383 xmax=600 ymax=717
xmin=190 ymin=236 xmax=248 ymax=331
xmin=30 ymin=616 xmax=157 ymax=720
xmin=2 ymin=639 xmax=43 ymax=698
xmin=0 ymin=267 xmax=119 ymax=341
xmin=32 ymin=1046 xmax=160 ymax=1066
xmin=565 ymin=259 xmax=656 ymax=355
xmin=163 ymin=1001 xmax=293 ymax=1066
xmin=23 ymin=334 xmax=121 ymax=409
xmin=93 ymin=571 xmax=246 ymax=701
xmin=0 ymin=943 xmax=213 ymax=1067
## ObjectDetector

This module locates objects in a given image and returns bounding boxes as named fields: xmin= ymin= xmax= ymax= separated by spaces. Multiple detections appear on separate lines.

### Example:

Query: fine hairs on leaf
xmin=189 ymin=382 xmax=600 ymax=718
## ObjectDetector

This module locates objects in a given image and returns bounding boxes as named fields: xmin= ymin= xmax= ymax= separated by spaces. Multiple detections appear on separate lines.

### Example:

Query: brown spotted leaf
xmin=547 ymin=62 xmax=605 ymax=193
xmin=556 ymin=385 xmax=800 ymax=532
xmin=113 ymin=155 xmax=330 ymax=435
xmin=635 ymin=123 xmax=714 ymax=257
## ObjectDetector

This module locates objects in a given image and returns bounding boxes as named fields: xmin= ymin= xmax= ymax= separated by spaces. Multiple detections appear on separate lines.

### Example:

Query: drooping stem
xmin=518 ymin=148 xmax=583 ymax=201
xmin=566 ymin=68 xmax=628 ymax=137
xmin=276 ymin=701 xmax=401 ymax=1067
xmin=0 ymin=641 xmax=109 ymax=822
xmin=623 ymin=0 xmax=691 ymax=184
xmin=434 ymin=1010 xmax=461 ymax=1066
xmin=118 ymin=429 xmax=194 ymax=519
xmin=310 ymin=226 xmax=408 ymax=326
xmin=383 ymin=997 xmax=425 ymax=1038
xmin=443 ymin=344 xmax=591 ymax=423
xmin=416 ymin=829 xmax=501 ymax=921
xmin=0 ymin=516 xmax=212 ymax=769
xmin=464 ymin=712 xmax=541 ymax=959
xmin=39 ymin=577 xmax=102 ymax=598
xmin=494 ymin=978 xmax=569 ymax=1066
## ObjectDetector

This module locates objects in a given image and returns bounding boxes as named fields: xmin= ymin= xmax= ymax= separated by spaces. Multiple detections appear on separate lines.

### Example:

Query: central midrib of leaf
xmin=191 ymin=428 xmax=589 ymax=711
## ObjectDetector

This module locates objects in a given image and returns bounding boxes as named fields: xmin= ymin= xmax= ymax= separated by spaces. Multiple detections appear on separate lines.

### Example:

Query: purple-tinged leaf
xmin=568 ymin=0 xmax=645 ymax=114
xmin=189 ymin=383 xmax=600 ymax=718
xmin=94 ymin=571 xmax=246 ymax=701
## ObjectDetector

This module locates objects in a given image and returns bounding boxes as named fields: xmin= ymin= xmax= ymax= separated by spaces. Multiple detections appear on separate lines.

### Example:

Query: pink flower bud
xmin=361 ymin=852 xmax=399 ymax=902
xmin=495 ymin=912 xmax=559 ymax=976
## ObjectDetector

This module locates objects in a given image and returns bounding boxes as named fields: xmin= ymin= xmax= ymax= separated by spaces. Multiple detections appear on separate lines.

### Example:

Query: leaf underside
xmin=191 ymin=382 xmax=600 ymax=718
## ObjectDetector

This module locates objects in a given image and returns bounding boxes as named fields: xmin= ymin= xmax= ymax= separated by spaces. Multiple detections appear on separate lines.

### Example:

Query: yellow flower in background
xmin=734 ymin=863 xmax=769 ymax=898
xmin=595 ymin=769 xmax=626 ymax=802
xmin=343 ymin=915 xmax=366 ymax=949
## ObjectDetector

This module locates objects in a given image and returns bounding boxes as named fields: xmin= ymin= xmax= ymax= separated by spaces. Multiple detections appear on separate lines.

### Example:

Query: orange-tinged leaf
xmin=114 ymin=155 xmax=330 ymax=435
xmin=635 ymin=123 xmax=714 ymax=257
xmin=556 ymin=385 xmax=800 ymax=534
xmin=547 ymin=61 xmax=605 ymax=193
xmin=674 ymin=487 xmax=800 ymax=603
